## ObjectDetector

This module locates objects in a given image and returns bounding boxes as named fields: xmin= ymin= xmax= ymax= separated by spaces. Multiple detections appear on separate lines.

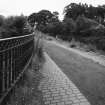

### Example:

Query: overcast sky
xmin=0 ymin=0 xmax=105 ymax=19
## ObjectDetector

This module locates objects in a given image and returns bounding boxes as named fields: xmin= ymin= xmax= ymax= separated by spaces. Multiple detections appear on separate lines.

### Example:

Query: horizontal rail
xmin=0 ymin=34 xmax=33 ymax=41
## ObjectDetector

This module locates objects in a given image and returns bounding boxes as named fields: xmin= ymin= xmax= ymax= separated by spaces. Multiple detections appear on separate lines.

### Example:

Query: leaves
xmin=0 ymin=15 xmax=29 ymax=38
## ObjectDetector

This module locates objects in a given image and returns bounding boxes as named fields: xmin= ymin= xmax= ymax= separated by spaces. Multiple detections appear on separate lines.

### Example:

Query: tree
xmin=28 ymin=10 xmax=53 ymax=28
xmin=37 ymin=10 xmax=53 ymax=25
xmin=12 ymin=16 xmax=26 ymax=34
xmin=75 ymin=15 xmax=105 ymax=40
xmin=0 ymin=15 xmax=28 ymax=38
xmin=96 ymin=6 xmax=105 ymax=23
xmin=0 ymin=15 xmax=5 ymax=27
xmin=64 ymin=3 xmax=86 ymax=20
xmin=28 ymin=10 xmax=61 ymax=32
xmin=63 ymin=2 xmax=105 ymax=23
xmin=28 ymin=13 xmax=39 ymax=27
xmin=51 ymin=11 xmax=59 ymax=22
xmin=41 ymin=21 xmax=63 ymax=36
xmin=62 ymin=18 xmax=76 ymax=34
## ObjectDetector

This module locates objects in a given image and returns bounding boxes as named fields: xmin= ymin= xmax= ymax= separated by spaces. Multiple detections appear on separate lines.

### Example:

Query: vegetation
xmin=0 ymin=2 xmax=104 ymax=52
xmin=28 ymin=2 xmax=105 ymax=53
xmin=0 ymin=15 xmax=31 ymax=39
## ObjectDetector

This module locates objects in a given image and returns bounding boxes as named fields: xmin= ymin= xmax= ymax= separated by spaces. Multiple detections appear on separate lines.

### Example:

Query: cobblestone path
xmin=38 ymin=53 xmax=91 ymax=105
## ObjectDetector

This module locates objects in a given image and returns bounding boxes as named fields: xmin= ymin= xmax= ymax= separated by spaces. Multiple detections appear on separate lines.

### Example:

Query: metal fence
xmin=0 ymin=34 xmax=34 ymax=103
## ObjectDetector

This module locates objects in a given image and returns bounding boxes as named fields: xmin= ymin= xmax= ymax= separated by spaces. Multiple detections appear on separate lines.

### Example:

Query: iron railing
xmin=0 ymin=34 xmax=34 ymax=103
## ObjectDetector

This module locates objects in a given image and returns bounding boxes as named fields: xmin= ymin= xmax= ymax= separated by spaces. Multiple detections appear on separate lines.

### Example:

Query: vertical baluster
xmin=15 ymin=47 xmax=17 ymax=78
xmin=15 ymin=47 xmax=18 ymax=80
xmin=18 ymin=46 xmax=20 ymax=75
xmin=8 ymin=50 xmax=11 ymax=88
xmin=12 ymin=48 xmax=14 ymax=83
xmin=2 ymin=52 xmax=6 ymax=93
xmin=5 ymin=52 xmax=7 ymax=92
xmin=20 ymin=46 xmax=21 ymax=57
xmin=6 ymin=51 xmax=8 ymax=90
xmin=12 ymin=48 xmax=15 ymax=84
xmin=14 ymin=47 xmax=16 ymax=82
xmin=17 ymin=46 xmax=19 ymax=76
xmin=0 ymin=53 xmax=2 ymax=97
xmin=10 ymin=49 xmax=13 ymax=85
xmin=7 ymin=51 xmax=10 ymax=89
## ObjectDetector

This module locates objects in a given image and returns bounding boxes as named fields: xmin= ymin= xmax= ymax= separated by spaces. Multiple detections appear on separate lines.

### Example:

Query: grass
xmin=55 ymin=37 xmax=103 ymax=55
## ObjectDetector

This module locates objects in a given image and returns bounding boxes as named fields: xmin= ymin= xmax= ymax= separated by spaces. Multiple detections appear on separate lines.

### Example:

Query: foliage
xmin=62 ymin=18 xmax=76 ymax=34
xmin=75 ymin=16 xmax=99 ymax=38
xmin=28 ymin=10 xmax=53 ymax=28
xmin=64 ymin=3 xmax=86 ymax=20
xmin=44 ymin=21 xmax=63 ymax=36
xmin=0 ymin=15 xmax=30 ymax=38
xmin=64 ymin=2 xmax=105 ymax=24
xmin=28 ymin=10 xmax=60 ymax=32
xmin=0 ymin=15 xmax=5 ymax=27
xmin=75 ymin=16 xmax=105 ymax=51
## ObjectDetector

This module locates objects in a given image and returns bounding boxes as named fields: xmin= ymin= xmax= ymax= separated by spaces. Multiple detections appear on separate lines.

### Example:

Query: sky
xmin=0 ymin=0 xmax=105 ymax=20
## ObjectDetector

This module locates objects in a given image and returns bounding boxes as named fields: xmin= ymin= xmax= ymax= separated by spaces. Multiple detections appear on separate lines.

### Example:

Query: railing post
xmin=2 ymin=53 xmax=5 ymax=93
xmin=10 ymin=49 xmax=13 ymax=86
xmin=0 ymin=53 xmax=2 ymax=97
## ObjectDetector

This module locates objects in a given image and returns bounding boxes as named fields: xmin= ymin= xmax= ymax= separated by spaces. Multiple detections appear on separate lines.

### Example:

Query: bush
xmin=95 ymin=38 xmax=105 ymax=51
xmin=76 ymin=16 xmax=99 ymax=38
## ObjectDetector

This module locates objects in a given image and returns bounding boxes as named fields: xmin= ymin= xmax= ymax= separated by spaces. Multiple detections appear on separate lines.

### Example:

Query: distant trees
xmin=28 ymin=10 xmax=53 ymax=28
xmin=64 ymin=3 xmax=105 ymax=24
xmin=64 ymin=3 xmax=86 ymax=20
xmin=0 ymin=15 xmax=30 ymax=38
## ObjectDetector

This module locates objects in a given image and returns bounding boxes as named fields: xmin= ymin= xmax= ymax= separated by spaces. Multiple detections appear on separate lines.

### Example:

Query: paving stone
xmin=60 ymin=92 xmax=66 ymax=96
xmin=42 ymin=89 xmax=49 ymax=92
xmin=44 ymin=100 xmax=51 ymax=105
xmin=72 ymin=99 xmax=80 ymax=104
xmin=60 ymin=89 xmax=66 ymax=93
xmin=43 ymin=94 xmax=51 ymax=98
xmin=52 ymin=90 xmax=59 ymax=94
xmin=53 ymin=96 xmax=62 ymax=100
xmin=62 ymin=95 xmax=69 ymax=99
xmin=52 ymin=93 xmax=59 ymax=97
xmin=51 ymin=99 xmax=60 ymax=103
xmin=77 ymin=95 xmax=86 ymax=99
xmin=79 ymin=102 xmax=90 ymax=105
xmin=46 ymin=97 xmax=53 ymax=101
xmin=44 ymin=91 xmax=51 ymax=95
xmin=50 ymin=104 xmax=57 ymax=105
xmin=80 ymin=98 xmax=88 ymax=102
xmin=65 ymin=100 xmax=73 ymax=104
xmin=61 ymin=97 xmax=72 ymax=101
xmin=72 ymin=103 xmax=80 ymax=105
xmin=69 ymin=94 xmax=76 ymax=97
xmin=57 ymin=102 xmax=65 ymax=105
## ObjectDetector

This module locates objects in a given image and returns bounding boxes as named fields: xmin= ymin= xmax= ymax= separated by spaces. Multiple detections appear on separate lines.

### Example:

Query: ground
xmin=44 ymin=40 xmax=105 ymax=105
xmin=6 ymin=37 xmax=105 ymax=105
